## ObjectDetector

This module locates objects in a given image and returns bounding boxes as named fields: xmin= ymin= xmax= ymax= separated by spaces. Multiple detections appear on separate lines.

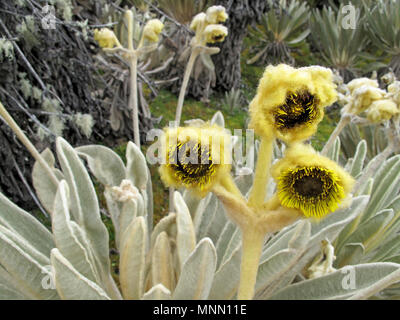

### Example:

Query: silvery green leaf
xmin=55 ymin=138 xmax=118 ymax=298
xmin=126 ymin=141 xmax=148 ymax=190
xmin=255 ymin=221 xmax=310 ymax=297
xmin=234 ymin=173 xmax=254 ymax=198
xmin=51 ymin=249 xmax=110 ymax=300
xmin=369 ymin=235 xmax=400 ymax=262
xmin=268 ymin=263 xmax=400 ymax=300
xmin=145 ymin=167 xmax=154 ymax=234
xmin=266 ymin=196 xmax=370 ymax=295
xmin=208 ymin=246 xmax=241 ymax=300
xmin=103 ymin=187 xmax=122 ymax=247
xmin=362 ymin=155 xmax=400 ymax=222
xmin=0 ymin=283 xmax=27 ymax=300
xmin=174 ymin=192 xmax=196 ymax=268
xmin=0 ymin=229 xmax=58 ymax=299
xmin=119 ymin=198 xmax=138 ymax=248
xmin=52 ymin=181 xmax=100 ymax=284
xmin=31 ymin=148 xmax=64 ymax=215
xmin=206 ymin=200 xmax=229 ymax=246
xmin=119 ymin=216 xmax=148 ymax=300
xmin=0 ymin=265 xmax=29 ymax=300
xmin=215 ymin=222 xmax=237 ymax=269
xmin=151 ymin=232 xmax=175 ymax=292
xmin=193 ymin=193 xmax=212 ymax=231
xmin=335 ymin=243 xmax=365 ymax=268
xmin=142 ymin=284 xmax=171 ymax=300
xmin=337 ymin=209 xmax=393 ymax=255
xmin=326 ymin=137 xmax=340 ymax=161
xmin=0 ymin=224 xmax=49 ymax=268
xmin=183 ymin=189 xmax=202 ymax=219
xmin=76 ymin=145 xmax=126 ymax=187
xmin=350 ymin=140 xmax=367 ymax=177
xmin=357 ymin=177 xmax=374 ymax=196
xmin=210 ymin=111 xmax=225 ymax=128
xmin=220 ymin=227 xmax=242 ymax=267
xmin=0 ymin=192 xmax=54 ymax=257
xmin=150 ymin=212 xmax=176 ymax=249
xmin=195 ymin=193 xmax=218 ymax=240
xmin=172 ymin=238 xmax=217 ymax=300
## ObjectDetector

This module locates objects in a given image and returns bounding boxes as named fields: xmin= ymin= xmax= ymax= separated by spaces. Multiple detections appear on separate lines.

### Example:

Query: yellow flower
xmin=94 ymin=28 xmax=119 ymax=49
xmin=190 ymin=12 xmax=207 ymax=33
xmin=344 ymin=85 xmax=385 ymax=115
xmin=206 ymin=5 xmax=228 ymax=24
xmin=366 ymin=99 xmax=399 ymax=123
xmin=203 ymin=24 xmax=228 ymax=43
xmin=249 ymin=64 xmax=337 ymax=143
xmin=159 ymin=125 xmax=232 ymax=197
xmin=143 ymin=19 xmax=164 ymax=42
xmin=272 ymin=144 xmax=354 ymax=219
xmin=347 ymin=78 xmax=379 ymax=94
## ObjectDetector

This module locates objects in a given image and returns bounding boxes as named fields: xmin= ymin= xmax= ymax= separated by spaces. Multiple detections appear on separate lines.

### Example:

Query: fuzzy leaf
xmin=126 ymin=141 xmax=148 ymax=190
xmin=119 ymin=216 xmax=148 ymax=300
xmin=269 ymin=263 xmax=400 ymax=300
xmin=0 ymin=192 xmax=54 ymax=258
xmin=76 ymin=145 xmax=126 ymax=187
xmin=172 ymin=238 xmax=217 ymax=300
xmin=51 ymin=249 xmax=110 ymax=300
xmin=174 ymin=192 xmax=196 ymax=268
xmin=31 ymin=148 xmax=64 ymax=214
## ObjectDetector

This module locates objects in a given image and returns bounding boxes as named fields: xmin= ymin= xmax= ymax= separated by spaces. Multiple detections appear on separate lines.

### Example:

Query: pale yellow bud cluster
xmin=94 ymin=28 xmax=120 ymax=49
xmin=189 ymin=5 xmax=228 ymax=46
xmin=143 ymin=19 xmax=164 ymax=43
xmin=339 ymin=75 xmax=400 ymax=123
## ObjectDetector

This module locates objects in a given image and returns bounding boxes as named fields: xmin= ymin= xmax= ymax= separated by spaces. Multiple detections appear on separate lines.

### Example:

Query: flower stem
xmin=175 ymin=47 xmax=200 ymax=126
xmin=129 ymin=54 xmax=140 ymax=147
xmin=0 ymin=101 xmax=59 ymax=188
xmin=237 ymin=227 xmax=265 ymax=300
xmin=321 ymin=114 xmax=351 ymax=156
xmin=248 ymin=137 xmax=274 ymax=207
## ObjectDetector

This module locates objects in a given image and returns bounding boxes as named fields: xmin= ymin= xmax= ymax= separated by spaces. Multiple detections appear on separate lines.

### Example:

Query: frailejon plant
xmin=94 ymin=8 xmax=164 ymax=147
xmin=247 ymin=0 xmax=310 ymax=65
xmin=1 ymin=61 xmax=400 ymax=299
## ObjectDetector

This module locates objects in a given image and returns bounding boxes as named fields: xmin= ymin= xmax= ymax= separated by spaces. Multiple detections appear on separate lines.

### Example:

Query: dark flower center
xmin=274 ymin=90 xmax=318 ymax=130
xmin=168 ymin=141 xmax=215 ymax=186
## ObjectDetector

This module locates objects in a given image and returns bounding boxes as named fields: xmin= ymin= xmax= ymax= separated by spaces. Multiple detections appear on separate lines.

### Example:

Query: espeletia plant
xmin=1 ymin=62 xmax=400 ymax=300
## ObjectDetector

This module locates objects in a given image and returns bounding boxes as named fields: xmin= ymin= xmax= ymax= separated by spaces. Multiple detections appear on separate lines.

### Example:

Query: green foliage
xmin=310 ymin=4 xmax=368 ymax=81
xmin=247 ymin=0 xmax=310 ymax=65
xmin=365 ymin=0 xmax=400 ymax=75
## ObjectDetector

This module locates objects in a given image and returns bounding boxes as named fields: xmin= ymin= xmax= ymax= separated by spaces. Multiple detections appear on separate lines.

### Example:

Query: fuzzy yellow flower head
xmin=347 ymin=77 xmax=379 ymax=94
xmin=159 ymin=125 xmax=232 ymax=197
xmin=344 ymin=85 xmax=386 ymax=115
xmin=204 ymin=24 xmax=228 ymax=44
xmin=206 ymin=5 xmax=228 ymax=24
xmin=190 ymin=12 xmax=207 ymax=33
xmin=249 ymin=64 xmax=337 ymax=143
xmin=143 ymin=19 xmax=164 ymax=42
xmin=94 ymin=28 xmax=119 ymax=49
xmin=272 ymin=144 xmax=354 ymax=219
xmin=366 ymin=99 xmax=399 ymax=123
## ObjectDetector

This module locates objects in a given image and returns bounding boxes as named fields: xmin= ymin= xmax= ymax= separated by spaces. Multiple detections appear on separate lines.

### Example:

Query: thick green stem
xmin=237 ymin=227 xmax=265 ymax=300
xmin=0 ymin=101 xmax=59 ymax=188
xmin=248 ymin=137 xmax=274 ymax=207
xmin=175 ymin=47 xmax=200 ymax=126
xmin=321 ymin=114 xmax=351 ymax=156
